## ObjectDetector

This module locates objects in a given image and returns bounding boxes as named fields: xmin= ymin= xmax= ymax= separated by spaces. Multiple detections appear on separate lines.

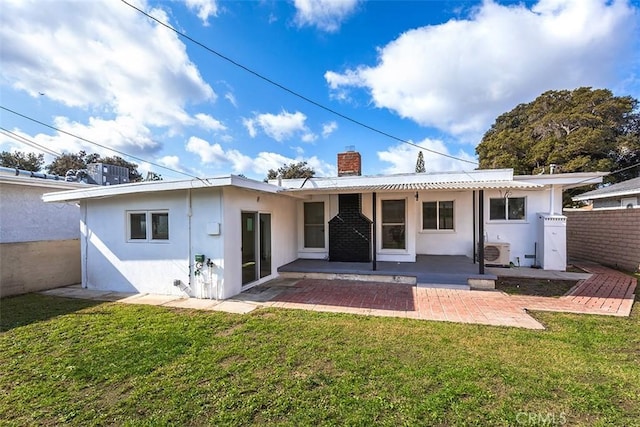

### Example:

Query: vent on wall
xmin=484 ymin=242 xmax=510 ymax=266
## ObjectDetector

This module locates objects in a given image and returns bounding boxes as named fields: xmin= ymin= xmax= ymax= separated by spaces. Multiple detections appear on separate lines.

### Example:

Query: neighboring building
xmin=0 ymin=168 xmax=91 ymax=297
xmin=572 ymin=176 xmax=640 ymax=209
xmin=86 ymin=162 xmax=130 ymax=186
xmin=43 ymin=152 xmax=605 ymax=300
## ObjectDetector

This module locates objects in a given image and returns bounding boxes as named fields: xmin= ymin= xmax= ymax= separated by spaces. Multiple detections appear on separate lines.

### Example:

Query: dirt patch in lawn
xmin=496 ymin=277 xmax=579 ymax=297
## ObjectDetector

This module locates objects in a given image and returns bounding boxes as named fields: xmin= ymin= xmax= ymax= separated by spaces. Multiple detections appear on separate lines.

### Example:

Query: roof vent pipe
xmin=549 ymin=164 xmax=556 ymax=174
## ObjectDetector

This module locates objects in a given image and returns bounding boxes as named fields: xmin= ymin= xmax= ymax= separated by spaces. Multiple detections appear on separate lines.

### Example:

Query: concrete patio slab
xmin=211 ymin=300 xmax=259 ymax=314
xmin=163 ymin=298 xmax=221 ymax=310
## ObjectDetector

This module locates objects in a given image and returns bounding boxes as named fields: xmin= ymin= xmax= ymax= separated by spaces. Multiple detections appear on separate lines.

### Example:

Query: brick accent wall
xmin=337 ymin=151 xmax=362 ymax=176
xmin=566 ymin=209 xmax=640 ymax=272
xmin=329 ymin=194 xmax=372 ymax=262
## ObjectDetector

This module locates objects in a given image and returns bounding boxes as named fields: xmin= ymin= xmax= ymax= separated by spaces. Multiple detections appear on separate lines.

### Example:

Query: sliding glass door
xmin=241 ymin=212 xmax=271 ymax=285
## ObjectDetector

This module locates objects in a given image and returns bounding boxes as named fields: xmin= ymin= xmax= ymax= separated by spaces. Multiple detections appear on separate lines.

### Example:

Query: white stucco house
xmin=0 ymin=168 xmax=89 ymax=296
xmin=43 ymin=151 xmax=605 ymax=300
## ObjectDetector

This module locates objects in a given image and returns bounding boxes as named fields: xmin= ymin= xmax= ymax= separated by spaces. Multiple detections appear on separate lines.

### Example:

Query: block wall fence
xmin=565 ymin=209 xmax=640 ymax=272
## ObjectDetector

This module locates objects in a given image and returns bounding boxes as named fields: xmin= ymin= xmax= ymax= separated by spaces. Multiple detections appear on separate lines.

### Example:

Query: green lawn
xmin=1 ymin=293 xmax=639 ymax=426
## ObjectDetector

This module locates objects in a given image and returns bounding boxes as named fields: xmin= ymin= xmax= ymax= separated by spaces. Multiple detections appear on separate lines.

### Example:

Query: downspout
xmin=372 ymin=192 xmax=377 ymax=271
xmin=82 ymin=203 xmax=89 ymax=288
xmin=472 ymin=191 xmax=476 ymax=264
xmin=478 ymin=190 xmax=485 ymax=275
xmin=187 ymin=189 xmax=193 ymax=289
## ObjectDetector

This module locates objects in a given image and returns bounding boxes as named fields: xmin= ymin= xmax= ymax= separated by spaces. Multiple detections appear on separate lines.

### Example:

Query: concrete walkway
xmin=40 ymin=263 xmax=636 ymax=330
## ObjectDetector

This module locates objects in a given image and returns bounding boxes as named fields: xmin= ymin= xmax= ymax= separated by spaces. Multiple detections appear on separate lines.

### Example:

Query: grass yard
xmin=1 ymin=293 xmax=639 ymax=426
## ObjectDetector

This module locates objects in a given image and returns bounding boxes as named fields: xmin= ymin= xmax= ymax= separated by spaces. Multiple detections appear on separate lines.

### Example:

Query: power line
xmin=120 ymin=0 xmax=478 ymax=166
xmin=0 ymin=127 xmax=61 ymax=157
xmin=0 ymin=106 xmax=199 ymax=179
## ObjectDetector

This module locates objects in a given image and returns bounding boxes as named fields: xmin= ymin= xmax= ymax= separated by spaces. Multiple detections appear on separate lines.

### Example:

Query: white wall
xmin=222 ymin=187 xmax=297 ymax=299
xmin=1 ymin=182 xmax=79 ymax=243
xmin=415 ymin=191 xmax=475 ymax=257
xmin=483 ymin=188 xmax=552 ymax=267
xmin=82 ymin=190 xmax=192 ymax=296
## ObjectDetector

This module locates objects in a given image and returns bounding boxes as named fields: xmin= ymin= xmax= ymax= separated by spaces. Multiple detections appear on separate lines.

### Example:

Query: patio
xmin=277 ymin=255 xmax=495 ymax=288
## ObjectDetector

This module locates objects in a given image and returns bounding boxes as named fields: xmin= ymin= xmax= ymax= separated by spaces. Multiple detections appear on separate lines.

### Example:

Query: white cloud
xmin=293 ymin=0 xmax=360 ymax=32
xmin=377 ymin=139 xmax=477 ymax=174
xmin=0 ymin=0 xmax=215 ymax=154
xmin=183 ymin=136 xmax=335 ymax=178
xmin=184 ymin=0 xmax=219 ymax=25
xmin=158 ymin=155 xmax=182 ymax=171
xmin=321 ymin=121 xmax=338 ymax=138
xmin=326 ymin=0 xmax=637 ymax=138
xmin=194 ymin=113 xmax=227 ymax=132
xmin=224 ymin=92 xmax=238 ymax=107
xmin=185 ymin=136 xmax=226 ymax=163
xmin=243 ymin=110 xmax=315 ymax=142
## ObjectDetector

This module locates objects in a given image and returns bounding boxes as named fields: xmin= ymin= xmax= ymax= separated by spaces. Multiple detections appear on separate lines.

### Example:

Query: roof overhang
xmin=274 ymin=169 xmax=543 ymax=195
xmin=0 ymin=175 xmax=91 ymax=191
xmin=515 ymin=172 xmax=607 ymax=190
xmin=280 ymin=180 xmax=542 ymax=194
xmin=42 ymin=175 xmax=282 ymax=203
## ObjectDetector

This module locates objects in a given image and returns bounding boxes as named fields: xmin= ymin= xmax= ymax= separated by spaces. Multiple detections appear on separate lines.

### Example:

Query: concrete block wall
xmin=0 ymin=239 xmax=81 ymax=297
xmin=566 ymin=209 xmax=640 ymax=272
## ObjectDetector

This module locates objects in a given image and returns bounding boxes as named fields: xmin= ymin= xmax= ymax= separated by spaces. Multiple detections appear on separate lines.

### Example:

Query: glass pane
xmin=508 ymin=197 xmax=525 ymax=220
xmin=129 ymin=213 xmax=146 ymax=239
xmin=242 ymin=212 xmax=257 ymax=285
xmin=382 ymin=225 xmax=405 ymax=249
xmin=304 ymin=202 xmax=324 ymax=225
xmin=382 ymin=200 xmax=405 ymax=224
xmin=304 ymin=225 xmax=325 ymax=248
xmin=439 ymin=201 xmax=454 ymax=229
xmin=489 ymin=198 xmax=506 ymax=220
xmin=151 ymin=213 xmax=169 ymax=240
xmin=422 ymin=202 xmax=437 ymax=230
xmin=259 ymin=213 xmax=271 ymax=278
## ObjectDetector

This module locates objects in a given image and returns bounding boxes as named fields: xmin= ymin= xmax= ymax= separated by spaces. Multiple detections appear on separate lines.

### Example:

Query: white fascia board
xmin=43 ymin=175 xmax=283 ymax=203
xmin=515 ymin=172 xmax=606 ymax=188
xmin=273 ymin=169 xmax=514 ymax=190
xmin=0 ymin=175 xmax=91 ymax=191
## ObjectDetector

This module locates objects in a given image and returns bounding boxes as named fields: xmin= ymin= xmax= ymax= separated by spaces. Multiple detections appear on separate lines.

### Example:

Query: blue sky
xmin=1 ymin=0 xmax=639 ymax=180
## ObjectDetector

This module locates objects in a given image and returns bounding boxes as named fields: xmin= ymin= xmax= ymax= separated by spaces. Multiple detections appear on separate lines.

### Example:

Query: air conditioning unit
xmin=483 ymin=242 xmax=510 ymax=266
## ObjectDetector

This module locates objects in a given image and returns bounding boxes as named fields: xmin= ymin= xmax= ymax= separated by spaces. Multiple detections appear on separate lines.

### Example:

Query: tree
xmin=46 ymin=151 xmax=143 ymax=182
xmin=415 ymin=151 xmax=426 ymax=173
xmin=266 ymin=161 xmax=315 ymax=181
xmin=45 ymin=151 xmax=89 ymax=176
xmin=476 ymin=87 xmax=639 ymax=184
xmin=0 ymin=151 xmax=44 ymax=171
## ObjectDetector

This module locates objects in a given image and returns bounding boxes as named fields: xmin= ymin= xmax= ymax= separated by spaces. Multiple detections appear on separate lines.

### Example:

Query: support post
xmin=478 ymin=189 xmax=485 ymax=275
xmin=372 ymin=192 xmax=377 ymax=271
xmin=472 ymin=190 xmax=476 ymax=264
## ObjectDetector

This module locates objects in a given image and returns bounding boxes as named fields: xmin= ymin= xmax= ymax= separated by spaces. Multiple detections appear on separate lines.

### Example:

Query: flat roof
xmin=42 ymin=175 xmax=279 ymax=202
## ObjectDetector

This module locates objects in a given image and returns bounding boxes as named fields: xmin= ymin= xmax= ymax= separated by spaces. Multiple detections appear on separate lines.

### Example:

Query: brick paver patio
xmin=264 ymin=263 xmax=636 ymax=329
xmin=41 ymin=263 xmax=636 ymax=330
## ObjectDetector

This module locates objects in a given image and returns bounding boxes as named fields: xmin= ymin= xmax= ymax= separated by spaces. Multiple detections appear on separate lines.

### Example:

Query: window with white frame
xmin=128 ymin=211 xmax=169 ymax=241
xmin=381 ymin=199 xmax=406 ymax=249
xmin=489 ymin=197 xmax=526 ymax=221
xmin=303 ymin=202 xmax=325 ymax=248
xmin=422 ymin=201 xmax=454 ymax=230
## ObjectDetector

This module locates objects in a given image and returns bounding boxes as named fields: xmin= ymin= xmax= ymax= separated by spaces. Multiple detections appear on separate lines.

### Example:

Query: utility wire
xmin=0 ymin=127 xmax=61 ymax=157
xmin=120 ymin=0 xmax=478 ymax=166
xmin=0 ymin=106 xmax=199 ymax=179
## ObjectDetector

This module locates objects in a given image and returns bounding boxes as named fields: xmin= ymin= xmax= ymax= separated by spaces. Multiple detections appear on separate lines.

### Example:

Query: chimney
xmin=337 ymin=147 xmax=361 ymax=177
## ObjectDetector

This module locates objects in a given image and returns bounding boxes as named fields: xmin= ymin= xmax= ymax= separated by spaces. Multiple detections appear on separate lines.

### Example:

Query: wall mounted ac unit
xmin=484 ymin=242 xmax=510 ymax=266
